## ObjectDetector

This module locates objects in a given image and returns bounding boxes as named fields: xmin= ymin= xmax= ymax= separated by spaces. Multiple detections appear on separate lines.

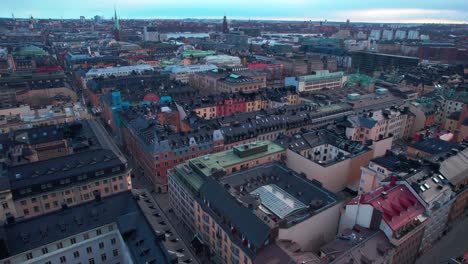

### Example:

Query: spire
xmin=114 ymin=8 xmax=120 ymax=31
xmin=222 ymin=14 xmax=228 ymax=34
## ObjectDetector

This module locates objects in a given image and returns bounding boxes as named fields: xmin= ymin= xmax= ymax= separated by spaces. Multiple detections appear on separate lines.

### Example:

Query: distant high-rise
xmin=113 ymin=8 xmax=121 ymax=41
xmin=222 ymin=15 xmax=229 ymax=33
xmin=80 ymin=16 xmax=85 ymax=23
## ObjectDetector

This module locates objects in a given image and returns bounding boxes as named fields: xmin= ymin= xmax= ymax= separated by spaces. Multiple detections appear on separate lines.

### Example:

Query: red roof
xmin=351 ymin=184 xmax=424 ymax=231
xmin=143 ymin=93 xmax=160 ymax=103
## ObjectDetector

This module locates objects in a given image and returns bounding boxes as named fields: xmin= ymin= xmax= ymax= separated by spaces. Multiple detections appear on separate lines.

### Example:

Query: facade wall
xmin=285 ymin=149 xmax=351 ymax=192
xmin=277 ymin=202 xmax=342 ymax=252
xmin=1 ymin=171 xmax=131 ymax=221
xmin=2 ymin=223 xmax=130 ymax=264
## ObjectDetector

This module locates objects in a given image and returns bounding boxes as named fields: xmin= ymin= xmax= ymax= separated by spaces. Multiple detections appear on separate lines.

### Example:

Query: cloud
xmin=334 ymin=8 xmax=468 ymax=23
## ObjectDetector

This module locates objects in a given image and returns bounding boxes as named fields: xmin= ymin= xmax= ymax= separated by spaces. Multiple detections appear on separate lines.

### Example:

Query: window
xmin=53 ymin=201 xmax=59 ymax=208
xmin=101 ymin=254 xmax=107 ymax=261
xmin=45 ymin=203 xmax=50 ymax=210
xmin=96 ymin=229 xmax=102 ymax=235
xmin=70 ymin=238 xmax=76 ymax=244
xmin=111 ymin=238 xmax=116 ymax=245
xmin=99 ymin=242 xmax=104 ymax=249
xmin=1 ymin=203 xmax=7 ymax=209
xmin=74 ymin=251 xmax=80 ymax=258
xmin=60 ymin=256 xmax=66 ymax=263
xmin=42 ymin=247 xmax=48 ymax=254
xmin=31 ymin=198 xmax=37 ymax=203
xmin=95 ymin=171 xmax=104 ymax=176
xmin=34 ymin=206 xmax=39 ymax=213
xmin=26 ymin=252 xmax=33 ymax=260
xmin=108 ymin=225 xmax=114 ymax=231
xmin=57 ymin=242 xmax=63 ymax=249
xmin=86 ymin=247 xmax=92 ymax=253
xmin=113 ymin=249 xmax=119 ymax=257
xmin=20 ymin=200 xmax=27 ymax=206
xmin=23 ymin=209 xmax=29 ymax=215
xmin=88 ymin=258 xmax=95 ymax=264
xmin=83 ymin=233 xmax=89 ymax=240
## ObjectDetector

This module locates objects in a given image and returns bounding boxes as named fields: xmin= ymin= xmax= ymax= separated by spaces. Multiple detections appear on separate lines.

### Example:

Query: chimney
xmin=390 ymin=176 xmax=397 ymax=187
xmin=359 ymin=194 xmax=366 ymax=204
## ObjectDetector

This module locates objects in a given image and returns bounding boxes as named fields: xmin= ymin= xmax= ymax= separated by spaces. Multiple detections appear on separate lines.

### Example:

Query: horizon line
xmin=2 ymin=15 xmax=468 ymax=25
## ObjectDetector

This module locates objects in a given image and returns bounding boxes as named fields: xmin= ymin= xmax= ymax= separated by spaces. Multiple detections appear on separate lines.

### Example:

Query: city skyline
xmin=2 ymin=0 xmax=468 ymax=24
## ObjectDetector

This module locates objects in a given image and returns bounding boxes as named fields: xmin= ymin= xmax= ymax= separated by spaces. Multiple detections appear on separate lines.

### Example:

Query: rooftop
xmin=409 ymin=138 xmax=461 ymax=155
xmin=350 ymin=184 xmax=425 ymax=232
xmin=295 ymin=70 xmax=344 ymax=82
xmin=0 ymin=191 xmax=177 ymax=264
xmin=188 ymin=141 xmax=285 ymax=177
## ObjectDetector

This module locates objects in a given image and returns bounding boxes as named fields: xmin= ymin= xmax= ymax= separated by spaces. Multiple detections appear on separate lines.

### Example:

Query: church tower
xmin=113 ymin=8 xmax=121 ymax=41
xmin=222 ymin=15 xmax=229 ymax=34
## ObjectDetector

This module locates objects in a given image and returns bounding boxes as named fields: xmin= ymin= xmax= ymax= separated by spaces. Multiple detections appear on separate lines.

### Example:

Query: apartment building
xmin=0 ymin=190 xmax=196 ymax=264
xmin=168 ymin=142 xmax=342 ymax=264
xmin=85 ymin=64 xmax=154 ymax=81
xmin=166 ymin=64 xmax=218 ymax=83
xmin=0 ymin=120 xmax=132 ymax=222
xmin=189 ymin=70 xmax=266 ymax=95
xmin=276 ymin=129 xmax=391 ymax=192
xmin=285 ymin=70 xmax=345 ymax=92
xmin=340 ymin=183 xmax=427 ymax=264
xmin=119 ymin=103 xmax=352 ymax=192
xmin=345 ymin=106 xmax=411 ymax=143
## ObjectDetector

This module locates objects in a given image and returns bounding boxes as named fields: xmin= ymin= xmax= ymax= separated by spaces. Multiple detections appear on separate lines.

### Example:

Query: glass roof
xmin=251 ymin=184 xmax=307 ymax=219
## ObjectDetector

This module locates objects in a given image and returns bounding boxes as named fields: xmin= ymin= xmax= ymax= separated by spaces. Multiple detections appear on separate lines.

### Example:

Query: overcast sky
xmin=2 ymin=0 xmax=468 ymax=23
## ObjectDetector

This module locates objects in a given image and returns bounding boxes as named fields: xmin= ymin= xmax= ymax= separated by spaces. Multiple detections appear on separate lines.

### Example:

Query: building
xmin=369 ymin=29 xmax=381 ymax=41
xmin=120 ymin=103 xmax=354 ymax=193
xmin=340 ymin=183 xmax=427 ymax=264
xmin=351 ymin=51 xmax=419 ymax=74
xmin=408 ymin=30 xmax=420 ymax=40
xmin=440 ymin=148 xmax=468 ymax=222
xmin=0 ymin=120 xmax=132 ymax=222
xmin=276 ymin=129 xmax=391 ymax=192
xmin=247 ymin=63 xmax=283 ymax=81
xmin=168 ymin=143 xmax=342 ymax=263
xmin=204 ymin=55 xmax=241 ymax=67
xmin=143 ymin=26 xmax=159 ymax=42
xmin=285 ymin=70 xmax=345 ymax=92
xmin=276 ymin=55 xmax=337 ymax=76
xmin=382 ymin=30 xmax=394 ymax=41
xmin=85 ymin=65 xmax=154 ymax=81
xmin=406 ymin=138 xmax=462 ymax=160
xmin=345 ymin=106 xmax=411 ymax=142
xmin=189 ymin=70 xmax=266 ymax=95
xmin=165 ymin=64 xmax=218 ymax=83
xmin=0 ymin=72 xmax=76 ymax=109
xmin=0 ymin=190 xmax=196 ymax=264
xmin=320 ymin=225 xmax=394 ymax=263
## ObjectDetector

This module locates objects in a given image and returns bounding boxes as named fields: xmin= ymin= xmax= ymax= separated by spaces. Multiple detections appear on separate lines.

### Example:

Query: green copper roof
xmin=346 ymin=73 xmax=377 ymax=87
xmin=113 ymin=8 xmax=120 ymax=31
xmin=12 ymin=45 xmax=47 ymax=56
xmin=181 ymin=50 xmax=216 ymax=58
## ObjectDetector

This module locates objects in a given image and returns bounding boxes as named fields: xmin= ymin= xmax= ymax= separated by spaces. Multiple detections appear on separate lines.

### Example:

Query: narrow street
xmin=130 ymin=157 xmax=211 ymax=264
xmin=416 ymin=215 xmax=468 ymax=264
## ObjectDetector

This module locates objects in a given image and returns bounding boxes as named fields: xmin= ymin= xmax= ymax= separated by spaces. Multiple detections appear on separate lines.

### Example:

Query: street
xmin=416 ymin=215 xmax=468 ymax=264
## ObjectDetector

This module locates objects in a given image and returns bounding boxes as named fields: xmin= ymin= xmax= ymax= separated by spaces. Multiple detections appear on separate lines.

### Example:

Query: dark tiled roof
xmin=199 ymin=177 xmax=271 ymax=249
xmin=410 ymin=138 xmax=460 ymax=155
xmin=0 ymin=191 xmax=171 ymax=264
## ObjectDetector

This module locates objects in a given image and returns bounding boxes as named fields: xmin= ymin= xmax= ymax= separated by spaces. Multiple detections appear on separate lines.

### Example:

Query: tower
xmin=113 ymin=8 xmax=121 ymax=41
xmin=222 ymin=15 xmax=228 ymax=34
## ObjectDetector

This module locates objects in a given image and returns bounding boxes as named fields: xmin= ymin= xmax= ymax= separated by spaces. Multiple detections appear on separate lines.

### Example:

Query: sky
xmin=2 ymin=0 xmax=468 ymax=24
